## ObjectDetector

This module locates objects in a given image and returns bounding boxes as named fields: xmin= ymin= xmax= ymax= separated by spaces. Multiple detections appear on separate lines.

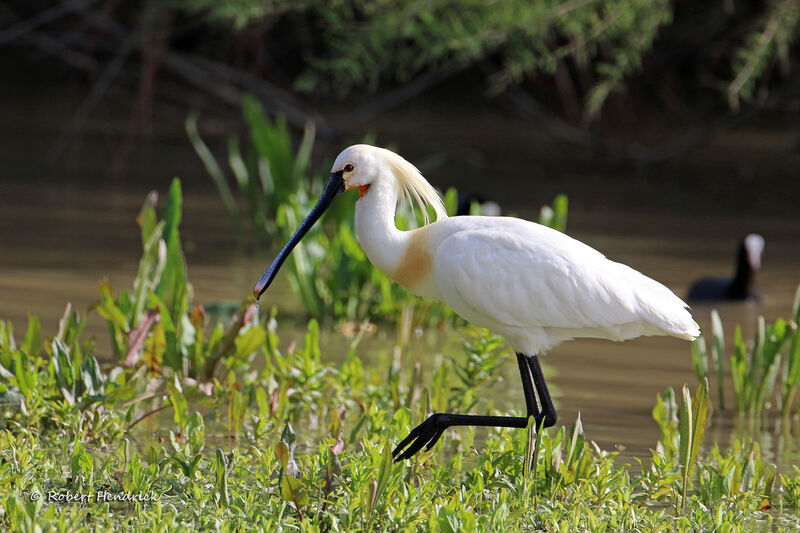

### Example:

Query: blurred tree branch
xmin=1 ymin=0 xmax=798 ymax=170
xmin=727 ymin=0 xmax=800 ymax=110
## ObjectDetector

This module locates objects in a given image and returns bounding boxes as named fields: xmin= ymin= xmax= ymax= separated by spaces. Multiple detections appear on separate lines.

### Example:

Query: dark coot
xmin=688 ymin=234 xmax=764 ymax=301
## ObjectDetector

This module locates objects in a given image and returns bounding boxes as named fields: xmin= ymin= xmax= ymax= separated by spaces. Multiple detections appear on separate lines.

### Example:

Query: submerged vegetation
xmin=189 ymin=97 xmax=569 ymax=324
xmin=2 ymin=181 xmax=800 ymax=531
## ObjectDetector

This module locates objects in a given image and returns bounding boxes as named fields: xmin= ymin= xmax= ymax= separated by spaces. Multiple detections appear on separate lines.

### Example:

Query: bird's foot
xmin=392 ymin=413 xmax=451 ymax=462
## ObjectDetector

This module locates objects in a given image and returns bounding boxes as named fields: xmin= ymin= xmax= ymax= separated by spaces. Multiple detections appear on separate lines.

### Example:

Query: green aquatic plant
xmin=5 ymin=180 xmax=800 ymax=532
xmin=691 ymin=288 xmax=800 ymax=417
xmin=95 ymin=180 xmax=268 ymax=383
xmin=679 ymin=379 xmax=710 ymax=511
xmin=781 ymin=285 xmax=800 ymax=416
xmin=731 ymin=316 xmax=789 ymax=415
xmin=696 ymin=440 xmax=776 ymax=508
xmin=538 ymin=193 xmax=568 ymax=233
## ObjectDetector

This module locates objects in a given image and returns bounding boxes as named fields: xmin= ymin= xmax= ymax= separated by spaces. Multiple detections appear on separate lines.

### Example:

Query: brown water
xmin=2 ymin=72 xmax=800 ymax=468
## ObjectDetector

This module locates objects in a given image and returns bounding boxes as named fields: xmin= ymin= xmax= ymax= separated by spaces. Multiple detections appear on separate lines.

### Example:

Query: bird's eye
xmin=343 ymin=163 xmax=354 ymax=173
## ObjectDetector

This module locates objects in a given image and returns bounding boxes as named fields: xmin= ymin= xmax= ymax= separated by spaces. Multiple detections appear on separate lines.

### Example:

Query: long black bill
xmin=253 ymin=171 xmax=346 ymax=299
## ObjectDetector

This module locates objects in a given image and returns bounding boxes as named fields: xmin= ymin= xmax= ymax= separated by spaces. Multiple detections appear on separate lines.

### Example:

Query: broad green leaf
xmin=71 ymin=440 xmax=93 ymax=483
xmin=14 ymin=352 xmax=35 ymax=401
xmin=275 ymin=442 xmax=290 ymax=470
xmin=81 ymin=354 xmax=104 ymax=397
xmin=185 ymin=412 xmax=205 ymax=455
xmin=97 ymin=282 xmax=129 ymax=332
xmin=280 ymin=474 xmax=309 ymax=508
xmin=153 ymin=179 xmax=189 ymax=338
xmin=234 ymin=327 xmax=265 ymax=362
xmin=132 ymin=220 xmax=166 ymax=326
xmin=137 ymin=190 xmax=158 ymax=248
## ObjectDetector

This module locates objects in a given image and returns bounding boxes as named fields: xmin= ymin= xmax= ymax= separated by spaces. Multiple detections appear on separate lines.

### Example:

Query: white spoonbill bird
xmin=254 ymin=144 xmax=700 ymax=462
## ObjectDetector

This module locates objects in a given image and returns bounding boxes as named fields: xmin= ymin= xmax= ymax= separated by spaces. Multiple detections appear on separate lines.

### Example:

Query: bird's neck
xmin=730 ymin=245 xmax=755 ymax=297
xmin=354 ymin=177 xmax=406 ymax=274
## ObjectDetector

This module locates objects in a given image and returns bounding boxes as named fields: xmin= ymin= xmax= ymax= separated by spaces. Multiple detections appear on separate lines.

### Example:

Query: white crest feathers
xmin=382 ymin=149 xmax=448 ymax=225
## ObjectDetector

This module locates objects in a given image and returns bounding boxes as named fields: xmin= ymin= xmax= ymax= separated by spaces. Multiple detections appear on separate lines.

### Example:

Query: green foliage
xmin=652 ymin=386 xmax=679 ymax=458
xmin=8 ymin=332 xmax=797 ymax=532
xmin=186 ymin=0 xmax=673 ymax=120
xmin=692 ymin=291 xmax=800 ymax=417
xmin=781 ymin=284 xmax=800 ymax=416
xmin=538 ymin=193 xmax=568 ymax=233
xmin=97 ymin=179 xmax=189 ymax=365
xmin=95 ymin=180 xmax=266 ymax=382
xmin=679 ymin=379 xmax=710 ymax=511
xmin=181 ymin=0 xmax=800 ymax=117
xmin=3 ymin=180 xmax=799 ymax=531
xmin=696 ymin=441 xmax=776 ymax=508
xmin=731 ymin=317 xmax=789 ymax=416
xmin=781 ymin=466 xmax=800 ymax=508
xmin=728 ymin=0 xmax=800 ymax=109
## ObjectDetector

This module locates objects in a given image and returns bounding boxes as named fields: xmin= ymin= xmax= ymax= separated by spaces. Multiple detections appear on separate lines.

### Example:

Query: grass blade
xmin=186 ymin=113 xmax=242 ymax=235
xmin=691 ymin=337 xmax=708 ymax=382
xmin=781 ymin=285 xmax=800 ymax=415
xmin=679 ymin=384 xmax=692 ymax=510
xmin=710 ymin=309 xmax=725 ymax=410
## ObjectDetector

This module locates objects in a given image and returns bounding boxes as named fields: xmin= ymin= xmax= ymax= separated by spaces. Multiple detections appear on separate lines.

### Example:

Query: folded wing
xmin=433 ymin=223 xmax=698 ymax=341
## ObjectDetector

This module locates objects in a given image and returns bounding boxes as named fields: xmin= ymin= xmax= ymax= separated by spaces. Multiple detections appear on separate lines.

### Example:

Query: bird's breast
xmin=390 ymin=230 xmax=436 ymax=295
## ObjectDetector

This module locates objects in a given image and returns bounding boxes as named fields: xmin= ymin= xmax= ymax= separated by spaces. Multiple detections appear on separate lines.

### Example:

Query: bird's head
xmin=742 ymin=233 xmax=765 ymax=271
xmin=252 ymin=144 xmax=446 ymax=300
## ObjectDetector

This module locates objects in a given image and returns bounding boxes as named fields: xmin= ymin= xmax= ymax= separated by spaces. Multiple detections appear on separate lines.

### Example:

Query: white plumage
xmin=431 ymin=219 xmax=698 ymax=353
xmin=339 ymin=144 xmax=699 ymax=355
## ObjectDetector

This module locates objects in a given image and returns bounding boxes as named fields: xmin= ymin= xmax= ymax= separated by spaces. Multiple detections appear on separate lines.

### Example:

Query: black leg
xmin=392 ymin=352 xmax=557 ymax=461
xmin=517 ymin=353 xmax=540 ymax=419
xmin=392 ymin=412 xmax=529 ymax=461
xmin=526 ymin=354 xmax=557 ymax=427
